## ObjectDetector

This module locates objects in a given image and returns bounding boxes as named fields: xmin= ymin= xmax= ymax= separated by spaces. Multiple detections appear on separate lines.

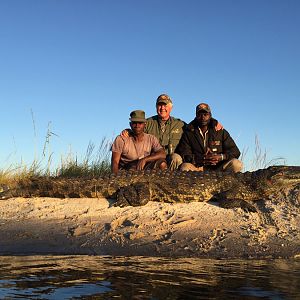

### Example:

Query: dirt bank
xmin=1 ymin=194 xmax=299 ymax=258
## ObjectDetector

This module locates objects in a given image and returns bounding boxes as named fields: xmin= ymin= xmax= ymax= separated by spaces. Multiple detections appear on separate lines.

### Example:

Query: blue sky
xmin=0 ymin=0 xmax=299 ymax=171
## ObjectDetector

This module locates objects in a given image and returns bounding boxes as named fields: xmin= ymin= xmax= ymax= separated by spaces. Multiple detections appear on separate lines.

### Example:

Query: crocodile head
xmin=254 ymin=166 xmax=300 ymax=195
xmin=266 ymin=166 xmax=300 ymax=185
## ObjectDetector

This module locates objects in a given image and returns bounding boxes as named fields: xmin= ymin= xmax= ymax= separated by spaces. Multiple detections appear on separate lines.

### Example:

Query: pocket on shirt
xmin=209 ymin=140 xmax=222 ymax=152
xmin=170 ymin=129 xmax=183 ymax=145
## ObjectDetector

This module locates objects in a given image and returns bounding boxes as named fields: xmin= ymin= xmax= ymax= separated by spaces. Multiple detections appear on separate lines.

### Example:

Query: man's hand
xmin=120 ymin=129 xmax=133 ymax=138
xmin=203 ymin=148 xmax=222 ymax=165
xmin=203 ymin=153 xmax=222 ymax=165
xmin=136 ymin=158 xmax=147 ymax=170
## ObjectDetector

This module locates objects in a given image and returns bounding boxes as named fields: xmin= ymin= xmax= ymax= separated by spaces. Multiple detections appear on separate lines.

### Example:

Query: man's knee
xmin=159 ymin=160 xmax=168 ymax=170
xmin=180 ymin=163 xmax=192 ymax=171
xmin=180 ymin=163 xmax=203 ymax=172
xmin=232 ymin=159 xmax=243 ymax=172
xmin=223 ymin=158 xmax=243 ymax=173
xmin=152 ymin=159 xmax=167 ymax=170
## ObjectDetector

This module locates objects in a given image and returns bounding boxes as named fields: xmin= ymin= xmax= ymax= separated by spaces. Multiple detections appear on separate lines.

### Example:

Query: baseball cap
xmin=196 ymin=103 xmax=211 ymax=113
xmin=156 ymin=94 xmax=173 ymax=105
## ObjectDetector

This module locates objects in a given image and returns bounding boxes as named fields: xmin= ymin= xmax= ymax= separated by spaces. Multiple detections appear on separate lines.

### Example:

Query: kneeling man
xmin=111 ymin=110 xmax=167 ymax=174
xmin=176 ymin=103 xmax=243 ymax=173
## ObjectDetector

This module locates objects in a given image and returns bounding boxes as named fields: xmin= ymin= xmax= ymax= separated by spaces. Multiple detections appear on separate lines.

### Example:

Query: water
xmin=0 ymin=256 xmax=299 ymax=299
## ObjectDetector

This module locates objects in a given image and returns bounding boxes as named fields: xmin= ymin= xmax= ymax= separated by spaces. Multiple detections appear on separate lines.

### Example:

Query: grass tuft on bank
xmin=0 ymin=139 xmax=112 ymax=185
xmin=56 ymin=140 xmax=111 ymax=178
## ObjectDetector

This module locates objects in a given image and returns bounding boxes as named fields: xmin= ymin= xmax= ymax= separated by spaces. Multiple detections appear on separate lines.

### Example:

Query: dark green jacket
xmin=145 ymin=115 xmax=186 ymax=155
xmin=175 ymin=118 xmax=241 ymax=168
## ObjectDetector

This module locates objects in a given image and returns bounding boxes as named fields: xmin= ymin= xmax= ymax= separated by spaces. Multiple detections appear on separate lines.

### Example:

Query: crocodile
xmin=0 ymin=166 xmax=299 ymax=214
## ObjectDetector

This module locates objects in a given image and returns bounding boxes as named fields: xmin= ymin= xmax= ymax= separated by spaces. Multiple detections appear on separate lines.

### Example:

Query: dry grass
xmin=56 ymin=139 xmax=112 ymax=177
xmin=0 ymin=138 xmax=112 ymax=185
xmin=240 ymin=134 xmax=286 ymax=171
xmin=0 ymin=161 xmax=42 ymax=185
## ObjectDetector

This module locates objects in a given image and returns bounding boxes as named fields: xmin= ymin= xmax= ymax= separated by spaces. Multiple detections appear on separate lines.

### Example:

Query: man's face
xmin=196 ymin=110 xmax=211 ymax=127
xmin=130 ymin=121 xmax=146 ymax=135
xmin=156 ymin=102 xmax=172 ymax=120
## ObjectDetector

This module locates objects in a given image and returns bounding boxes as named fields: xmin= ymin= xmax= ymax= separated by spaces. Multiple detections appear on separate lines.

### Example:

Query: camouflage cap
xmin=129 ymin=110 xmax=146 ymax=122
xmin=156 ymin=94 xmax=173 ymax=105
xmin=196 ymin=103 xmax=211 ymax=113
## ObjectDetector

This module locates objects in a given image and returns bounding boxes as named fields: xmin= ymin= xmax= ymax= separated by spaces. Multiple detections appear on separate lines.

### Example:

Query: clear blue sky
xmin=1 ymin=0 xmax=299 ymax=171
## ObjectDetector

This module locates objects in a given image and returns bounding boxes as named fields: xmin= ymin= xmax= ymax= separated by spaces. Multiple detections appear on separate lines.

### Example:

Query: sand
xmin=0 ymin=191 xmax=299 ymax=258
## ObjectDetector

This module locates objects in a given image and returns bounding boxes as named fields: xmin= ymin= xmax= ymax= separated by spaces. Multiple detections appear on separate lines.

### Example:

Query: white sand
xmin=1 ymin=193 xmax=299 ymax=258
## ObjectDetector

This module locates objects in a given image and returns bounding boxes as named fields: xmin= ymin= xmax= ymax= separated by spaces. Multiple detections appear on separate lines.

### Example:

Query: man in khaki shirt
xmin=145 ymin=94 xmax=186 ymax=170
xmin=111 ymin=110 xmax=167 ymax=175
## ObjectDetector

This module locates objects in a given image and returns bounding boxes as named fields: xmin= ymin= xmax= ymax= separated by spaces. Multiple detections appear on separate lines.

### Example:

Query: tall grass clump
xmin=241 ymin=135 xmax=286 ymax=171
xmin=56 ymin=138 xmax=112 ymax=177
xmin=0 ymin=138 xmax=113 ymax=185
xmin=1 ymin=111 xmax=113 ymax=183
xmin=0 ymin=159 xmax=44 ymax=185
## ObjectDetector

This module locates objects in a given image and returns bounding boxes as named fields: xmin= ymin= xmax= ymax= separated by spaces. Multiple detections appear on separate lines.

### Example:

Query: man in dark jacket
xmin=175 ymin=103 xmax=242 ymax=172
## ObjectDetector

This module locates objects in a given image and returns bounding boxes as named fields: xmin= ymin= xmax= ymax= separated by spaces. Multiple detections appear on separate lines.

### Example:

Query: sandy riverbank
xmin=1 ymin=193 xmax=299 ymax=258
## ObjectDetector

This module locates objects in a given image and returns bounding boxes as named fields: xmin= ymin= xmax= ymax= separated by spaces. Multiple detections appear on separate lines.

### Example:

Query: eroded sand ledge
xmin=0 ymin=196 xmax=299 ymax=258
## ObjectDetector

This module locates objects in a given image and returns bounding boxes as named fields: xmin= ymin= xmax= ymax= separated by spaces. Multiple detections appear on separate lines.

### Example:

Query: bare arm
xmin=111 ymin=151 xmax=122 ymax=175
xmin=136 ymin=148 xmax=166 ymax=170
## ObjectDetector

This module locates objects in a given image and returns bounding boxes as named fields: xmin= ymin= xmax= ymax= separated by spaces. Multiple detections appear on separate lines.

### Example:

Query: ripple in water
xmin=0 ymin=256 xmax=299 ymax=299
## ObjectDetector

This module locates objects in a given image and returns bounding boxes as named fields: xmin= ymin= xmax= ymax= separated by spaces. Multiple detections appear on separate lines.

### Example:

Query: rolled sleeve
xmin=150 ymin=135 xmax=164 ymax=152
xmin=111 ymin=136 xmax=125 ymax=153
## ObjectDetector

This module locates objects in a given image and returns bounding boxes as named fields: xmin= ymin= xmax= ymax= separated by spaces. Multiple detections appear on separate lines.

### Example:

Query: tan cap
xmin=156 ymin=94 xmax=172 ymax=105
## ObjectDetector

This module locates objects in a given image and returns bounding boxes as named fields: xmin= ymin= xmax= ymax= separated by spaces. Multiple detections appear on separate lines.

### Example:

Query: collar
xmin=158 ymin=116 xmax=172 ymax=124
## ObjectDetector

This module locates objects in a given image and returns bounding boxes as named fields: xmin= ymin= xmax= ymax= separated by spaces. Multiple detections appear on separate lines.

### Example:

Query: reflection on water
xmin=0 ymin=255 xmax=299 ymax=299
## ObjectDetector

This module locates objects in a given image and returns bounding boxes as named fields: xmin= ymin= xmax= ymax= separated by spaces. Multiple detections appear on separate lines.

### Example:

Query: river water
xmin=0 ymin=255 xmax=299 ymax=299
